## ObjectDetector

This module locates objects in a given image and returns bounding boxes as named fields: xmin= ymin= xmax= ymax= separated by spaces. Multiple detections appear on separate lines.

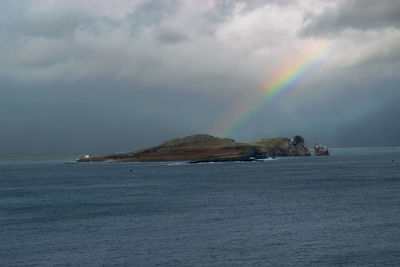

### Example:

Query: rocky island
xmin=314 ymin=143 xmax=329 ymax=156
xmin=75 ymin=134 xmax=311 ymax=163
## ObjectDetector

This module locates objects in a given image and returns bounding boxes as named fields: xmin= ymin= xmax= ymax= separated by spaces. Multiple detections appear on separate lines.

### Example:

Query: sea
xmin=1 ymin=147 xmax=400 ymax=266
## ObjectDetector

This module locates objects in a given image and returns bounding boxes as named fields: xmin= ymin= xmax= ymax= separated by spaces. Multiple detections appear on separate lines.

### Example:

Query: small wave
xmin=165 ymin=161 xmax=189 ymax=166
xmin=232 ymin=158 xmax=278 ymax=163
xmin=257 ymin=157 xmax=279 ymax=161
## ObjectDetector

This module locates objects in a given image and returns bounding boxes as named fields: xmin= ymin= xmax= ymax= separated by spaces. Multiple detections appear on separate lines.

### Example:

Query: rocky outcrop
xmin=76 ymin=134 xmax=311 ymax=163
xmin=314 ymin=143 xmax=329 ymax=156
xmin=288 ymin=135 xmax=311 ymax=156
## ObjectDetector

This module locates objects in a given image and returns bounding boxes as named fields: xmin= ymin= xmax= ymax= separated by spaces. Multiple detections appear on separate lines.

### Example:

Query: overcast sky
xmin=1 ymin=0 xmax=400 ymax=156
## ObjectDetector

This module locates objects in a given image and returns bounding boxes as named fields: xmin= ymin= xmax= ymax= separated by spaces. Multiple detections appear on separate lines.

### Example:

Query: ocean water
xmin=1 ymin=148 xmax=400 ymax=266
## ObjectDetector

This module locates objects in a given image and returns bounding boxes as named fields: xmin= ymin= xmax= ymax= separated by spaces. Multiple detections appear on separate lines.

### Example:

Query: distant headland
xmin=75 ymin=134 xmax=316 ymax=163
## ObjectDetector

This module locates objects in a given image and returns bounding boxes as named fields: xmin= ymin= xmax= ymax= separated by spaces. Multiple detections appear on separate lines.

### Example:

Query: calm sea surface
xmin=1 ymin=148 xmax=400 ymax=266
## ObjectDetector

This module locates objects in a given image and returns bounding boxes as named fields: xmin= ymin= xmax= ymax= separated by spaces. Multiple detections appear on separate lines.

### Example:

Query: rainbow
xmin=214 ymin=41 xmax=335 ymax=137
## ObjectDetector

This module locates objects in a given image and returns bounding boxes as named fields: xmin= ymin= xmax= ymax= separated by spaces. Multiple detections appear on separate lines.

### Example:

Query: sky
xmin=1 ymin=0 xmax=400 ymax=156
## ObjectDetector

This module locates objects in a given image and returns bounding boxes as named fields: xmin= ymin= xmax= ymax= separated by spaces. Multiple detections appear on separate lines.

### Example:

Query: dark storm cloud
xmin=234 ymin=75 xmax=400 ymax=148
xmin=303 ymin=0 xmax=400 ymax=35
xmin=332 ymin=95 xmax=400 ymax=147
xmin=0 ymin=79 xmax=236 ymax=156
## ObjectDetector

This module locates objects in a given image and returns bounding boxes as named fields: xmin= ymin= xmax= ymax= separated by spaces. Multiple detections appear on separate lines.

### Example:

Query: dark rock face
xmin=288 ymin=135 xmax=311 ymax=156
xmin=314 ymin=143 xmax=329 ymax=156
xmin=292 ymin=135 xmax=304 ymax=145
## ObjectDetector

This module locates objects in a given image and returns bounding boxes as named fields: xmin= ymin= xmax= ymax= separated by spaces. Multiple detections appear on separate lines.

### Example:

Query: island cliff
xmin=75 ymin=134 xmax=311 ymax=163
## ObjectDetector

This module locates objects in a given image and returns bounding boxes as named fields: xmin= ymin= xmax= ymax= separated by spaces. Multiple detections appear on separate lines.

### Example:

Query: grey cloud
xmin=15 ymin=12 xmax=93 ymax=39
xmin=0 ymin=2 xmax=94 ymax=39
xmin=207 ymin=0 xmax=296 ymax=23
xmin=303 ymin=0 xmax=400 ymax=35
xmin=0 ymin=0 xmax=178 ymax=40
xmin=0 ymin=0 xmax=260 ymax=83
xmin=215 ymin=0 xmax=295 ymax=11
xmin=126 ymin=0 xmax=181 ymax=34
xmin=155 ymin=27 xmax=188 ymax=44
